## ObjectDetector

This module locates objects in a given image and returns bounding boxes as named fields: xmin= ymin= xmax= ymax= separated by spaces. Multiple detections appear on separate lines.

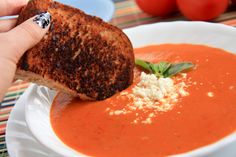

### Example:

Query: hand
xmin=0 ymin=0 xmax=51 ymax=100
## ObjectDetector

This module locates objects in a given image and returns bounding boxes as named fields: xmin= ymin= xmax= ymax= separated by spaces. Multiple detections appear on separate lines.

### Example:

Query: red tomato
xmin=136 ymin=0 xmax=177 ymax=17
xmin=177 ymin=0 xmax=229 ymax=21
xmin=232 ymin=0 xmax=236 ymax=5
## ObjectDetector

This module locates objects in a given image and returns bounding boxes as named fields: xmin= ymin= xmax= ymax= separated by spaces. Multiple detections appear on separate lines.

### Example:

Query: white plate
xmin=5 ymin=84 xmax=61 ymax=157
xmin=7 ymin=21 xmax=236 ymax=157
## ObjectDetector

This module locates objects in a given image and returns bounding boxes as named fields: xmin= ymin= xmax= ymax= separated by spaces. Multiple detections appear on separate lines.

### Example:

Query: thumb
xmin=1 ymin=12 xmax=51 ymax=63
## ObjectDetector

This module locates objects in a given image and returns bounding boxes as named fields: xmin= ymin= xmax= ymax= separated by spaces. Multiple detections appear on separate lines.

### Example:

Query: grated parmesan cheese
xmin=131 ymin=72 xmax=189 ymax=114
xmin=207 ymin=92 xmax=214 ymax=98
xmin=106 ymin=72 xmax=191 ymax=124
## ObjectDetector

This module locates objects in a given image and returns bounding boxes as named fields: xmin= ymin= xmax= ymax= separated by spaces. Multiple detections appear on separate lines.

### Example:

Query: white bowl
xmin=25 ymin=22 xmax=236 ymax=157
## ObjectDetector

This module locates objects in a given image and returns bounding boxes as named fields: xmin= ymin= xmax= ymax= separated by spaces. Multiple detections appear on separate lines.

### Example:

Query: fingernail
xmin=33 ymin=12 xmax=51 ymax=29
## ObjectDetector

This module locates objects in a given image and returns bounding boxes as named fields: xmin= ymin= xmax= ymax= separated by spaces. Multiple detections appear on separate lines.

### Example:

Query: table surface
xmin=1 ymin=0 xmax=236 ymax=156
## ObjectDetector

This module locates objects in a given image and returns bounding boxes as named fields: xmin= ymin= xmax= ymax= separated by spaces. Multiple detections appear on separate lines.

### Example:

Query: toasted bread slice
xmin=16 ymin=0 xmax=134 ymax=100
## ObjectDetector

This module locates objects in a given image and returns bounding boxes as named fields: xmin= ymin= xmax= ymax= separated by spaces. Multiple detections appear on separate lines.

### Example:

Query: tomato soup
xmin=51 ymin=44 xmax=236 ymax=157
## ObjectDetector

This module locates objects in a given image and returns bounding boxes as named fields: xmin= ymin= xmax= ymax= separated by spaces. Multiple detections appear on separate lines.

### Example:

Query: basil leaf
xmin=150 ymin=64 xmax=159 ymax=74
xmin=164 ymin=62 xmax=194 ymax=77
xmin=135 ymin=59 xmax=194 ymax=78
xmin=157 ymin=62 xmax=171 ymax=74
xmin=135 ymin=59 xmax=153 ymax=72
xmin=149 ymin=64 xmax=163 ymax=77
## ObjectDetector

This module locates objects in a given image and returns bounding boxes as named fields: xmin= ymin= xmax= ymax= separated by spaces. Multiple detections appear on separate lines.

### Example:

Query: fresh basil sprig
xmin=135 ymin=59 xmax=194 ymax=78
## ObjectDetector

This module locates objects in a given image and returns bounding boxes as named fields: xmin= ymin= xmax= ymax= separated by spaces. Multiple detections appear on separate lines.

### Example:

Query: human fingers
xmin=0 ymin=0 xmax=28 ymax=16
xmin=0 ymin=18 xmax=17 ymax=32
xmin=0 ymin=12 xmax=51 ymax=64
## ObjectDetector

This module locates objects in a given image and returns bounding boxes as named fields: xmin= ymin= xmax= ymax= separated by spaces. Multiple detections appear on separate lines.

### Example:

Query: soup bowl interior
xmin=25 ymin=21 xmax=236 ymax=157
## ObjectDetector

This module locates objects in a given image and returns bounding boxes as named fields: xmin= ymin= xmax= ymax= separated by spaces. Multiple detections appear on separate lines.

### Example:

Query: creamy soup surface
xmin=51 ymin=44 xmax=236 ymax=157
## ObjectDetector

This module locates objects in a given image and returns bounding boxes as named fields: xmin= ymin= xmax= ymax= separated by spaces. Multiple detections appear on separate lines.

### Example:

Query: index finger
xmin=0 ymin=0 xmax=28 ymax=16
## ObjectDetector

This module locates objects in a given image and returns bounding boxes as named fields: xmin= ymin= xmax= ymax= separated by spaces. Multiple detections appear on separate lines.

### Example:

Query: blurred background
xmin=54 ymin=0 xmax=236 ymax=29
xmin=1 ymin=0 xmax=236 ymax=157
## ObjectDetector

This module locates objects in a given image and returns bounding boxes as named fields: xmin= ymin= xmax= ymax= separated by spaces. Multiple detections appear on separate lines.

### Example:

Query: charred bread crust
xmin=16 ymin=0 xmax=134 ymax=100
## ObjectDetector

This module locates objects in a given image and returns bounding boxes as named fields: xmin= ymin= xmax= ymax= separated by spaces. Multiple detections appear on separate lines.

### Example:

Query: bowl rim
xmin=24 ymin=85 xmax=86 ymax=156
xmin=124 ymin=21 xmax=236 ymax=53
xmin=25 ymin=21 xmax=236 ymax=157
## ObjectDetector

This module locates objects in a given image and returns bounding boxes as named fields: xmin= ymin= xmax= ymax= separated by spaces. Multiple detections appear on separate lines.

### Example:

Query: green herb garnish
xmin=135 ymin=59 xmax=194 ymax=78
